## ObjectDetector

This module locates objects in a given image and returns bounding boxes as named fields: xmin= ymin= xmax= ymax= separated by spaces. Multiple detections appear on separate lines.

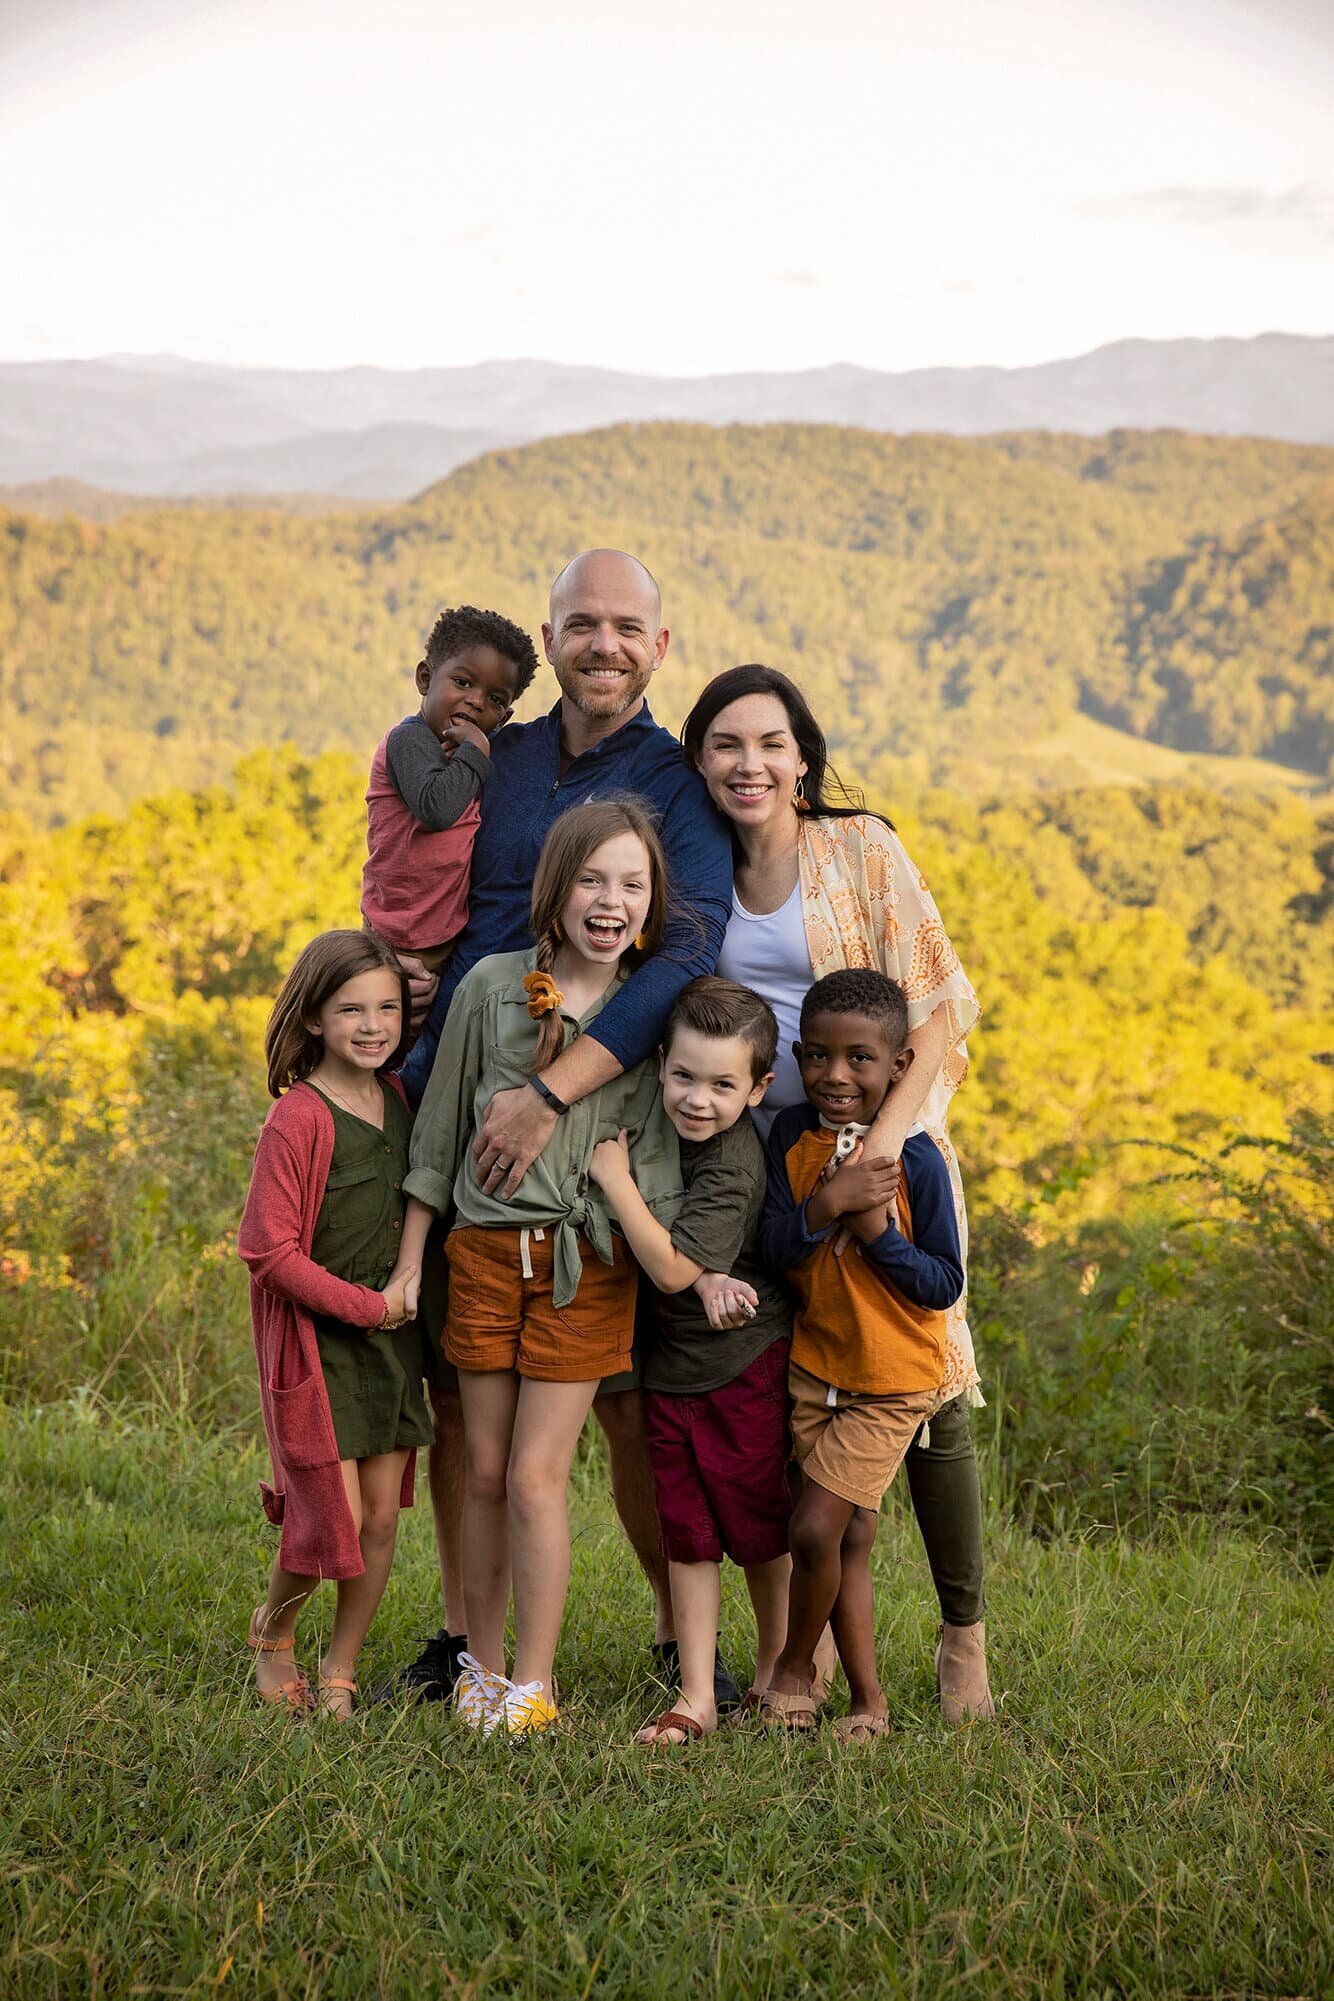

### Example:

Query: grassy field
xmin=2 ymin=1399 xmax=1329 ymax=2001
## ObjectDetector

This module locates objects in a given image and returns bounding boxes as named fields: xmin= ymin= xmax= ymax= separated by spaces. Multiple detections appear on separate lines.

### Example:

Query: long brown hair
xmin=264 ymin=929 xmax=411 ymax=1098
xmin=528 ymin=796 xmax=669 ymax=1072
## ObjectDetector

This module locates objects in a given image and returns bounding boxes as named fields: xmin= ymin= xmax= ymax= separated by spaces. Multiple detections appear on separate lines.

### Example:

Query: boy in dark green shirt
xmin=589 ymin=977 xmax=794 ymax=1745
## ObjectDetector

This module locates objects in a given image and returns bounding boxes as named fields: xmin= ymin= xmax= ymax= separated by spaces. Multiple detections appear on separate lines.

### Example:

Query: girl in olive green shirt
xmin=400 ymin=798 xmax=683 ymax=1741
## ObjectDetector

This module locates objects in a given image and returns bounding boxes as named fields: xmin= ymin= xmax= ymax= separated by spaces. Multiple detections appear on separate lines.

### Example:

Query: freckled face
xmin=558 ymin=832 xmax=654 ymax=969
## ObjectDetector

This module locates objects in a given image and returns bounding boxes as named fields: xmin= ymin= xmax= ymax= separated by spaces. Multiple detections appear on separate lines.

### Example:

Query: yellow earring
xmin=633 ymin=932 xmax=648 ymax=951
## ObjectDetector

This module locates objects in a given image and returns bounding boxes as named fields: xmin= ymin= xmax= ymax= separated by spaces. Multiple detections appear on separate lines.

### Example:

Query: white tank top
xmin=715 ymin=880 xmax=812 ymax=1140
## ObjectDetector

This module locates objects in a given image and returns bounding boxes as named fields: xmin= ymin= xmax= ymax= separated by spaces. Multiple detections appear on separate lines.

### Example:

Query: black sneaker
xmin=372 ymin=1628 xmax=467 ymax=1704
xmin=650 ymin=1638 xmax=744 ymax=1717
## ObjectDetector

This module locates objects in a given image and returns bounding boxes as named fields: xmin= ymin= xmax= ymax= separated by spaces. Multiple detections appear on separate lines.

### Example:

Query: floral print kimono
xmin=798 ymin=812 xmax=983 ymax=1408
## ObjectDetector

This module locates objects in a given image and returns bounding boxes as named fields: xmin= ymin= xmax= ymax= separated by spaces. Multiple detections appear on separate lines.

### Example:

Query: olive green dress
xmin=309 ymin=1084 xmax=434 ymax=1461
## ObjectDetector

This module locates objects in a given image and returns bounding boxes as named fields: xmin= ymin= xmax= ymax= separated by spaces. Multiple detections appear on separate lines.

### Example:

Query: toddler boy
xmin=757 ymin=968 xmax=963 ymax=1742
xmin=589 ymin=976 xmax=794 ymax=1745
xmin=361 ymin=605 xmax=539 ymax=972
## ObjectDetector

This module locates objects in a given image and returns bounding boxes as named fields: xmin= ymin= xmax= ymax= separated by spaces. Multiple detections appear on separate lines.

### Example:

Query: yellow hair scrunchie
xmin=523 ymin=970 xmax=565 ymax=1020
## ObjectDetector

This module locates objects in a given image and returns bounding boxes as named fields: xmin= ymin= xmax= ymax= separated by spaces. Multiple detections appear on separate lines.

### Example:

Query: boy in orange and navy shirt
xmin=757 ymin=968 xmax=963 ymax=1741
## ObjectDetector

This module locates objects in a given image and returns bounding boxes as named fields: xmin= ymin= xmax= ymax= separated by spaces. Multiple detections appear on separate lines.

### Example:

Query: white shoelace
xmin=493 ymin=1677 xmax=546 ymax=1738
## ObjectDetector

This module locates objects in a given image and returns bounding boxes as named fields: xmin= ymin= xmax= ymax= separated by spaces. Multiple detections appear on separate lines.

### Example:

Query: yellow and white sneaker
xmin=453 ymin=1653 xmax=508 ymax=1731
xmin=499 ymin=1678 xmax=558 ymax=1738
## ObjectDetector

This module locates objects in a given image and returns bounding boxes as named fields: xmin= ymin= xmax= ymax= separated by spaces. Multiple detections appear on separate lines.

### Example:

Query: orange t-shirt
xmin=774 ymin=1124 xmax=949 ymax=1396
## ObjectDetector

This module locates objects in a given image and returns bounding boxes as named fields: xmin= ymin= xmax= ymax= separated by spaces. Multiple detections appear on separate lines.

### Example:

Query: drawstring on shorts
xmin=518 ymin=1226 xmax=546 ymax=1279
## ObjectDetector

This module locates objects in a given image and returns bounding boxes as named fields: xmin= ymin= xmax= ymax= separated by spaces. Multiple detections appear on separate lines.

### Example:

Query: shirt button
xmin=392 ymin=1218 xmax=401 ymax=1229
xmin=393 ymin=1181 xmax=401 ymax=1190
xmin=384 ymin=1145 xmax=392 ymax=1155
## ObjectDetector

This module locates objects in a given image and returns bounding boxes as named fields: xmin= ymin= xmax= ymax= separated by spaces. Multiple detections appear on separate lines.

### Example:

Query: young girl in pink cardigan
xmin=237 ymin=931 xmax=425 ymax=1718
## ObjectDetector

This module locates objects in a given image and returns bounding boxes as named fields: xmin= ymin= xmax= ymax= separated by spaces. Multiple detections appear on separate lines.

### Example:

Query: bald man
xmin=391 ymin=549 xmax=735 ymax=1707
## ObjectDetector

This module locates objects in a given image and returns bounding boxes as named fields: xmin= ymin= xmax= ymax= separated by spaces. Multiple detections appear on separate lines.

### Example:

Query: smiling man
xmin=392 ymin=548 xmax=734 ymax=1704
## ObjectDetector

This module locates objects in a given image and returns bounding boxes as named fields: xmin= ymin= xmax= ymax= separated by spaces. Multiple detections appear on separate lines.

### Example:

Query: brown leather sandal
xmin=832 ymin=1711 xmax=892 ymax=1744
xmin=758 ymin=1687 xmax=819 ymax=1731
xmin=247 ymin=1605 xmax=311 ymax=1711
xmin=639 ymin=1709 xmax=706 ymax=1745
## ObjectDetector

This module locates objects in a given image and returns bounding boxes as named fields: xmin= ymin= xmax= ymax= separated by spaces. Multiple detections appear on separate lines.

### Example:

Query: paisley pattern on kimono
xmin=797 ymin=813 xmax=984 ymax=1409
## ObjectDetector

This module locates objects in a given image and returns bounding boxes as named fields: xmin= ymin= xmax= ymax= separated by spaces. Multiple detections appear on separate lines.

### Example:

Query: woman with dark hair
xmin=680 ymin=665 xmax=993 ymax=1722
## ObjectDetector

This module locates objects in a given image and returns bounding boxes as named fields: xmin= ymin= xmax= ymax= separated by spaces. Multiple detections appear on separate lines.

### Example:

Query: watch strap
xmin=527 ymin=1075 xmax=570 ymax=1118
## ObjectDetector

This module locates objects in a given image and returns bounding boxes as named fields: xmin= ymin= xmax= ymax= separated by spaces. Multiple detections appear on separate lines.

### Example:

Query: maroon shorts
xmin=643 ymin=1338 xmax=793 ymax=1567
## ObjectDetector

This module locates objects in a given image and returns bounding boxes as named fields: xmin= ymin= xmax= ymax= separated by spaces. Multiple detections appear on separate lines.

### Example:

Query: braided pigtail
xmin=525 ymin=927 xmax=566 ymax=1072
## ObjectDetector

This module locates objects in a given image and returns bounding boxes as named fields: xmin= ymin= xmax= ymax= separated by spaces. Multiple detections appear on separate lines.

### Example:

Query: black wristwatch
xmin=527 ymin=1075 xmax=570 ymax=1118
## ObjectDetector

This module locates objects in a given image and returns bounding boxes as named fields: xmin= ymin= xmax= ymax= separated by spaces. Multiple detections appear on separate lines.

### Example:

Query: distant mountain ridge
xmin=2 ymin=334 xmax=1331 ymax=497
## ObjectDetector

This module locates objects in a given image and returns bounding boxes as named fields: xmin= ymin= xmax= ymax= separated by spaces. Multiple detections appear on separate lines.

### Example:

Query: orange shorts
xmin=443 ymin=1225 xmax=636 ymax=1382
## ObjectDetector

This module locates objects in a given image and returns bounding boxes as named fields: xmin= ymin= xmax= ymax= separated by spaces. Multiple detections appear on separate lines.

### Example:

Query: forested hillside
xmin=3 ymin=425 xmax=1331 ymax=827
xmin=5 ymin=748 xmax=1329 ymax=1213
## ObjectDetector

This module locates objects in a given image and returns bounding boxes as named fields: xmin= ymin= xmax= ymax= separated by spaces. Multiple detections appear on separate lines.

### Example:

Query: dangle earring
xmin=633 ymin=932 xmax=649 ymax=951
xmin=793 ymin=775 xmax=809 ymax=811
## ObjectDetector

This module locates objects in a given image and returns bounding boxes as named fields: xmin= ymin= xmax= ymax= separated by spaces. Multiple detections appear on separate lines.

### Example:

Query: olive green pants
xmin=904 ymin=1393 xmax=986 ymax=1627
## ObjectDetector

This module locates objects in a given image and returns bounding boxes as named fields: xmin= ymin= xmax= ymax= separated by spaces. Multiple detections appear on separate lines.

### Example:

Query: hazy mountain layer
xmin=2 ymin=333 xmax=1331 ymax=496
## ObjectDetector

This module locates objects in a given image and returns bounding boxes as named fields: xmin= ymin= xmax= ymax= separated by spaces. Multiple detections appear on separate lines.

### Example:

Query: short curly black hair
xmin=422 ymin=604 xmax=540 ymax=698
xmin=799 ymin=968 xmax=909 ymax=1051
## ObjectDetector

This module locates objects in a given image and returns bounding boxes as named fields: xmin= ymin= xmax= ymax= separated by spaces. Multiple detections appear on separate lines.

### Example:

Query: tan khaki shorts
xmin=789 ymin=1361 xmax=934 ymax=1511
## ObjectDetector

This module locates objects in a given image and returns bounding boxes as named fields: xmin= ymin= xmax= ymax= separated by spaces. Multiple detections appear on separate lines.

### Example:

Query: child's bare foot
xmin=634 ymin=1694 xmax=717 ymax=1745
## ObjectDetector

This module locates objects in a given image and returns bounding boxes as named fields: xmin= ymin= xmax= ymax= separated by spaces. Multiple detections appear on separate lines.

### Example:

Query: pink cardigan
xmin=237 ymin=1078 xmax=416 ymax=1579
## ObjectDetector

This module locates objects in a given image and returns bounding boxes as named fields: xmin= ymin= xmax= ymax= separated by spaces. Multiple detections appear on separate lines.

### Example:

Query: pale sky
xmin=2 ymin=0 xmax=1331 ymax=374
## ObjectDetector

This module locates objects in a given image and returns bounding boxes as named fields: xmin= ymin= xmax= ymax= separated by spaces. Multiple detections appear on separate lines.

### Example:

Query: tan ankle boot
xmin=935 ymin=1620 xmax=995 ymax=1723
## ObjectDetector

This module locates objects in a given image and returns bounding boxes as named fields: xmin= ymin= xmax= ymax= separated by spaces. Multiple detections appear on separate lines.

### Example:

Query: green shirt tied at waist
xmin=403 ymin=948 xmax=683 ymax=1308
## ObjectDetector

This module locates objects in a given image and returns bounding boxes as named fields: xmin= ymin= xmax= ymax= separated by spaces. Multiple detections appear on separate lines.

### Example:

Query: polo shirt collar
xmin=539 ymin=698 xmax=660 ymax=765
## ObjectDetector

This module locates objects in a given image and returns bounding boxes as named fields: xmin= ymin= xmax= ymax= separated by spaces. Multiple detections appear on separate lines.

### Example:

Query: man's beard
xmin=561 ymin=672 xmax=647 ymax=720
